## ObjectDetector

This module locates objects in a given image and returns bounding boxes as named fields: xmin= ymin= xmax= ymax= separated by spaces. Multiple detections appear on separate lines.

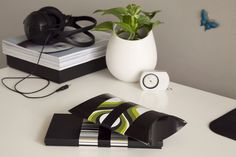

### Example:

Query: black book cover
xmin=6 ymin=55 xmax=107 ymax=83
xmin=45 ymin=114 xmax=163 ymax=148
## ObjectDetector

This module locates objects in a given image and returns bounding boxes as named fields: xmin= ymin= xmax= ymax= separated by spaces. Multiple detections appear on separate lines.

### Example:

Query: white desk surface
xmin=0 ymin=67 xmax=235 ymax=157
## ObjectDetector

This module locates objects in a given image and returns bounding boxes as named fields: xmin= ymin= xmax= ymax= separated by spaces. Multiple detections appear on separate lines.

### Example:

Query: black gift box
xmin=45 ymin=114 xmax=163 ymax=148
xmin=6 ymin=55 xmax=107 ymax=83
xmin=69 ymin=94 xmax=187 ymax=146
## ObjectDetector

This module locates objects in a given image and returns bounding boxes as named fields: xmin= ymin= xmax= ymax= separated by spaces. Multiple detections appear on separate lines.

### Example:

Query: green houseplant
xmin=94 ymin=4 xmax=161 ymax=40
xmin=94 ymin=4 xmax=161 ymax=82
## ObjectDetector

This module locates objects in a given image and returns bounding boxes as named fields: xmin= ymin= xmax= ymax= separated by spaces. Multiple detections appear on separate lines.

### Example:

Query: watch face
xmin=142 ymin=74 xmax=159 ymax=89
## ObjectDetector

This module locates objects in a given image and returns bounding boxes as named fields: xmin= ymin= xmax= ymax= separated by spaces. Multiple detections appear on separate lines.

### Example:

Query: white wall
xmin=0 ymin=0 xmax=236 ymax=99
xmin=156 ymin=0 xmax=236 ymax=99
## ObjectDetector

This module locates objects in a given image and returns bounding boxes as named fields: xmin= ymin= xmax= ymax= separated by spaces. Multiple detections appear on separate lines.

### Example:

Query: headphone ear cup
xmin=24 ymin=11 xmax=53 ymax=44
xmin=39 ymin=6 xmax=65 ymax=30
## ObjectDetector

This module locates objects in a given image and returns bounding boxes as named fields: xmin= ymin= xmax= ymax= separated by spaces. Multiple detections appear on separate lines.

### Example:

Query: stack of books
xmin=2 ymin=31 xmax=110 ymax=83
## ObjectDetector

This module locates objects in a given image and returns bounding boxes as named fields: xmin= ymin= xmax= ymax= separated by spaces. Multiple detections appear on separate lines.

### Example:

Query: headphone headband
xmin=64 ymin=16 xmax=97 ymax=37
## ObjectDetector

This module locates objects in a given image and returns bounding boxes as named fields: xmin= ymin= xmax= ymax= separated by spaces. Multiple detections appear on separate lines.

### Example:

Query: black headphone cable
xmin=1 ymin=34 xmax=70 ymax=99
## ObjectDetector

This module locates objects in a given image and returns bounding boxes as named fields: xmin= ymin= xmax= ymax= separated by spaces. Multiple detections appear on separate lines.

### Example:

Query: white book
xmin=3 ymin=48 xmax=106 ymax=71
xmin=2 ymin=31 xmax=110 ymax=63
xmin=2 ymin=42 xmax=107 ymax=64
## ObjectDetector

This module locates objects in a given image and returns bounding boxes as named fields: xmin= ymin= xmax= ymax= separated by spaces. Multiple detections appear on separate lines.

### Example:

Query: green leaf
xmin=94 ymin=7 xmax=128 ymax=20
xmin=137 ymin=15 xmax=151 ymax=25
xmin=152 ymin=20 xmax=162 ymax=27
xmin=122 ymin=15 xmax=138 ymax=30
xmin=126 ymin=4 xmax=141 ymax=16
xmin=139 ymin=20 xmax=161 ymax=31
xmin=142 ymin=10 xmax=161 ymax=19
xmin=122 ymin=15 xmax=132 ymax=25
xmin=114 ymin=22 xmax=135 ymax=33
xmin=93 ymin=21 xmax=114 ymax=31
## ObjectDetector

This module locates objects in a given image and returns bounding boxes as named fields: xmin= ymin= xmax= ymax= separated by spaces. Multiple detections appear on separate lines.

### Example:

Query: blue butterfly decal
xmin=200 ymin=9 xmax=219 ymax=31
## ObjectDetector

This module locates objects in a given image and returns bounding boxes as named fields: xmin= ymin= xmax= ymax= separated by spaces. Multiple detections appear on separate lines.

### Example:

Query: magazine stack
xmin=2 ymin=31 xmax=110 ymax=83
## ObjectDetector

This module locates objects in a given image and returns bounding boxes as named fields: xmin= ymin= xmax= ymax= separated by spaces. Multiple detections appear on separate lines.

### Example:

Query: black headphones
xmin=24 ymin=6 xmax=97 ymax=47
xmin=1 ymin=7 xmax=98 ymax=99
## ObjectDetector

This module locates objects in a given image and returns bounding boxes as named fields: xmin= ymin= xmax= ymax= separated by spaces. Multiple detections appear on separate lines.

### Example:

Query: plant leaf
xmin=152 ymin=20 xmax=162 ymax=27
xmin=142 ymin=10 xmax=161 ymax=19
xmin=93 ymin=21 xmax=114 ymax=31
xmin=94 ymin=7 xmax=128 ymax=20
xmin=114 ymin=22 xmax=135 ymax=33
xmin=141 ymin=20 xmax=162 ymax=31
xmin=126 ymin=4 xmax=141 ymax=16
xmin=122 ymin=15 xmax=132 ymax=24
xmin=137 ymin=15 xmax=151 ymax=25
xmin=122 ymin=15 xmax=138 ymax=30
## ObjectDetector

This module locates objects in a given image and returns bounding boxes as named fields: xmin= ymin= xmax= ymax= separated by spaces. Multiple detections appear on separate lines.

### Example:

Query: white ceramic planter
xmin=106 ymin=31 xmax=157 ymax=82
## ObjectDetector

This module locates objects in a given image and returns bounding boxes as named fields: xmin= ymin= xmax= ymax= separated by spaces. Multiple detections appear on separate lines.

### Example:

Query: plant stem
xmin=128 ymin=33 xmax=135 ymax=40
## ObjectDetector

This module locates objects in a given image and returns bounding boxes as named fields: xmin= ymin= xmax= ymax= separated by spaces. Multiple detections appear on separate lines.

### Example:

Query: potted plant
xmin=94 ymin=4 xmax=161 ymax=82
